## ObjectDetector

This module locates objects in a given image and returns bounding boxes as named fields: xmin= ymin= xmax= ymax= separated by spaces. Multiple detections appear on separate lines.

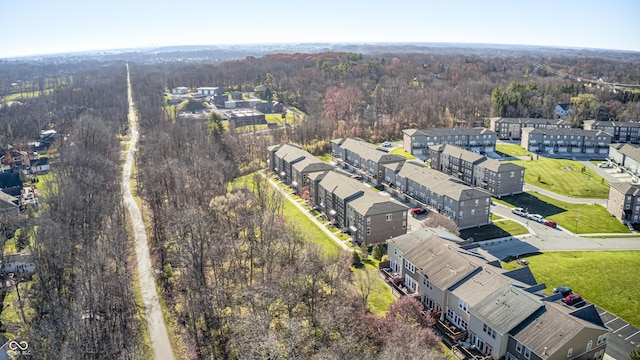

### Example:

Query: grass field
xmin=496 ymin=143 xmax=531 ymax=157
xmin=505 ymin=158 xmax=609 ymax=198
xmin=460 ymin=220 xmax=528 ymax=241
xmin=390 ymin=148 xmax=417 ymax=160
xmin=503 ymin=251 xmax=640 ymax=328
xmin=493 ymin=192 xmax=630 ymax=234
xmin=316 ymin=153 xmax=332 ymax=162
xmin=359 ymin=258 xmax=397 ymax=316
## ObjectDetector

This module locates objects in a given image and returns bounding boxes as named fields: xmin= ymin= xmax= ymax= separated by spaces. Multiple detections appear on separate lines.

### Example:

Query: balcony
xmin=435 ymin=318 xmax=467 ymax=343
xmin=452 ymin=343 xmax=492 ymax=360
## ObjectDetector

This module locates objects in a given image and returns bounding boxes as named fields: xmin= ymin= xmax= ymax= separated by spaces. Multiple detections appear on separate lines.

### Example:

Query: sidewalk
xmin=259 ymin=170 xmax=352 ymax=252
xmin=523 ymin=183 xmax=606 ymax=205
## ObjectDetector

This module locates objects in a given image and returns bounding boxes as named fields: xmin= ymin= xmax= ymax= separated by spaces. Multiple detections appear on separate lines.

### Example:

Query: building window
xmin=458 ymin=299 xmax=469 ymax=313
xmin=524 ymin=347 xmax=531 ymax=359
xmin=393 ymin=248 xmax=398 ymax=256
xmin=587 ymin=340 xmax=592 ymax=352
xmin=405 ymin=260 xmax=416 ymax=273
xmin=386 ymin=214 xmax=393 ymax=221
xmin=367 ymin=217 xmax=371 ymax=224
xmin=516 ymin=342 xmax=523 ymax=353
xmin=597 ymin=334 xmax=607 ymax=345
xmin=567 ymin=348 xmax=573 ymax=358
xmin=366 ymin=227 xmax=371 ymax=235
xmin=405 ymin=275 xmax=418 ymax=292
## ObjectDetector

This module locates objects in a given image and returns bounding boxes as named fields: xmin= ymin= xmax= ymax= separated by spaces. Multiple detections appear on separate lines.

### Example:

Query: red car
xmin=562 ymin=294 xmax=582 ymax=305
xmin=544 ymin=220 xmax=557 ymax=228
xmin=411 ymin=208 xmax=427 ymax=216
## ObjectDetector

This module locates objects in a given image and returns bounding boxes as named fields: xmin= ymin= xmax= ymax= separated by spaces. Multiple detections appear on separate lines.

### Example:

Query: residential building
xmin=1 ymin=253 xmax=35 ymax=274
xmin=490 ymin=118 xmax=571 ymax=140
xmin=402 ymin=128 xmax=497 ymax=160
xmin=0 ymin=190 xmax=19 ymax=224
xmin=30 ymin=157 xmax=49 ymax=173
xmin=267 ymin=144 xmax=334 ymax=195
xmin=197 ymin=87 xmax=220 ymax=96
xmin=385 ymin=230 xmax=609 ymax=360
xmin=315 ymin=171 xmax=408 ymax=245
xmin=583 ymin=120 xmax=640 ymax=143
xmin=383 ymin=162 xmax=491 ymax=229
xmin=507 ymin=301 xmax=608 ymax=360
xmin=521 ymin=128 xmax=612 ymax=156
xmin=555 ymin=104 xmax=573 ymax=118
xmin=609 ymin=143 xmax=640 ymax=178
xmin=171 ymin=86 xmax=188 ymax=95
xmin=430 ymin=144 xmax=524 ymax=197
xmin=225 ymin=109 xmax=267 ymax=127
xmin=331 ymin=138 xmax=405 ymax=185
xmin=606 ymin=182 xmax=640 ymax=223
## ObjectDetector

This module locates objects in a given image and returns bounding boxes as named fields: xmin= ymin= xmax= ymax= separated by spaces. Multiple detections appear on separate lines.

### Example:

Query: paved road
xmin=123 ymin=64 xmax=174 ymax=360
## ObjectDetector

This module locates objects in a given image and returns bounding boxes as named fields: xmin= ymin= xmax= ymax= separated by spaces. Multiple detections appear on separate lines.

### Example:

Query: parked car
xmin=382 ymin=141 xmax=392 ymax=147
xmin=562 ymin=294 xmax=582 ymax=306
xmin=528 ymin=214 xmax=545 ymax=223
xmin=548 ymin=149 xmax=554 ymax=155
xmin=512 ymin=207 xmax=528 ymax=217
xmin=598 ymin=162 xmax=613 ymax=168
xmin=553 ymin=286 xmax=572 ymax=297
xmin=411 ymin=208 xmax=427 ymax=216
xmin=543 ymin=220 xmax=557 ymax=228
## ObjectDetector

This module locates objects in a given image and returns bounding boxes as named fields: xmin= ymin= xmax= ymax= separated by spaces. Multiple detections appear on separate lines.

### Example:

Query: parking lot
xmin=597 ymin=306 xmax=640 ymax=360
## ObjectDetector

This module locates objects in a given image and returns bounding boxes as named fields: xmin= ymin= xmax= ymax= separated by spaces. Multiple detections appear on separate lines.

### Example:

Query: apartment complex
xmin=311 ymin=171 xmax=408 ymax=245
xmin=609 ymin=143 xmax=640 ymax=177
xmin=331 ymin=137 xmax=405 ymax=185
xmin=383 ymin=162 xmax=491 ymax=229
xmin=402 ymin=128 xmax=497 ymax=160
xmin=429 ymin=144 xmax=524 ymax=197
xmin=521 ymin=128 xmax=612 ymax=156
xmin=606 ymin=182 xmax=640 ymax=224
xmin=583 ymin=120 xmax=640 ymax=143
xmin=385 ymin=230 xmax=609 ymax=360
xmin=267 ymin=143 xmax=334 ymax=197
xmin=489 ymin=117 xmax=571 ymax=140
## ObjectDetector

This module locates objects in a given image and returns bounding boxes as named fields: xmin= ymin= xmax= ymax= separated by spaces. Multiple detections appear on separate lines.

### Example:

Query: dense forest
xmin=0 ymin=48 xmax=639 ymax=358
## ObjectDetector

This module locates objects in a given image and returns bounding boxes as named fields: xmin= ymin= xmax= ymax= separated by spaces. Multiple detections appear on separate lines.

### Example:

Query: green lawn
xmin=390 ymin=148 xmax=417 ymax=160
xmin=496 ymin=143 xmax=531 ymax=157
xmin=316 ymin=153 xmax=332 ymax=162
xmin=460 ymin=220 xmax=528 ymax=241
xmin=494 ymin=192 xmax=630 ymax=234
xmin=359 ymin=259 xmax=396 ymax=316
xmin=505 ymin=158 xmax=609 ymax=198
xmin=503 ymin=251 xmax=640 ymax=328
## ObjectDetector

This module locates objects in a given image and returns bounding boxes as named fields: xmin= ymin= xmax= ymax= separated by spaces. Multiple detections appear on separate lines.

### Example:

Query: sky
xmin=1 ymin=0 xmax=639 ymax=58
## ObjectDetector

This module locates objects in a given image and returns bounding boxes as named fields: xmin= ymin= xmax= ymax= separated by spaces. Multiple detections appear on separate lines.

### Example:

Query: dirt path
xmin=123 ymin=64 xmax=174 ymax=360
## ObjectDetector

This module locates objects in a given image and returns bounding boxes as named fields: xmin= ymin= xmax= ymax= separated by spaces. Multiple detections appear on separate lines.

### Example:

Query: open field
xmin=503 ymin=251 xmax=640 ymax=328
xmin=360 ymin=258 xmax=397 ymax=316
xmin=390 ymin=148 xmax=417 ymax=160
xmin=493 ymin=192 xmax=630 ymax=234
xmin=495 ymin=143 xmax=531 ymax=157
xmin=505 ymin=158 xmax=609 ymax=198
xmin=460 ymin=220 xmax=528 ymax=241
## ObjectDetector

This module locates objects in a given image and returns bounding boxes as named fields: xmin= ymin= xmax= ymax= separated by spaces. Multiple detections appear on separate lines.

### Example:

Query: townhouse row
xmin=489 ymin=117 xmax=571 ymax=140
xmin=330 ymin=138 xmax=494 ymax=230
xmin=268 ymin=143 xmax=408 ymax=246
xmin=429 ymin=144 xmax=524 ymax=197
xmin=385 ymin=229 xmax=609 ymax=360
xmin=402 ymin=127 xmax=498 ymax=160
xmin=521 ymin=128 xmax=612 ymax=156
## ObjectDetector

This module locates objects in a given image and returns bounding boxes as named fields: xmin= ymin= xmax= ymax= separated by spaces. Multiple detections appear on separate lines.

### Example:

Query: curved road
xmin=123 ymin=64 xmax=174 ymax=360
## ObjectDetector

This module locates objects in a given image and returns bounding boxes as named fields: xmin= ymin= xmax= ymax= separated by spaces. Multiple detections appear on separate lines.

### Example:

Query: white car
xmin=528 ymin=214 xmax=544 ymax=223
xmin=512 ymin=207 xmax=528 ymax=217
xmin=598 ymin=162 xmax=613 ymax=168
xmin=382 ymin=141 xmax=392 ymax=147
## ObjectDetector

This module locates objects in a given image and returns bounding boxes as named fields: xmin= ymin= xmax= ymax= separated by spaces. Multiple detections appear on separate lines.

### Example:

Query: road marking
xmin=605 ymin=318 xmax=619 ymax=325
xmin=598 ymin=310 xmax=608 ymax=316
xmin=613 ymin=324 xmax=629 ymax=334
xmin=625 ymin=330 xmax=640 ymax=341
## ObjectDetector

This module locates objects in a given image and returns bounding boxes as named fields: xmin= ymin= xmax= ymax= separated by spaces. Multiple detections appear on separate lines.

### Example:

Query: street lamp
xmin=575 ymin=218 xmax=579 ymax=234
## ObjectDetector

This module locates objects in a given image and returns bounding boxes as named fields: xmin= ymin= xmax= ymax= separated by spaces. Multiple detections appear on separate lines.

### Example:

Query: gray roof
xmin=0 ymin=191 xmax=17 ymax=208
xmin=521 ymin=127 xmax=611 ymax=138
xmin=274 ymin=144 xmax=309 ymax=164
xmin=397 ymin=162 xmax=492 ymax=201
xmin=479 ymin=158 xmax=524 ymax=173
xmin=491 ymin=117 xmax=570 ymax=126
xmin=291 ymin=157 xmax=334 ymax=173
xmin=613 ymin=143 xmax=640 ymax=160
xmin=583 ymin=120 xmax=640 ymax=128
xmin=406 ymin=127 xmax=495 ymax=137
xmin=348 ymin=195 xmax=408 ymax=216
xmin=471 ymin=284 xmax=543 ymax=335
xmin=511 ymin=302 xmax=607 ymax=358
xmin=339 ymin=138 xmax=405 ymax=164
xmin=609 ymin=181 xmax=640 ymax=196
xmin=389 ymin=232 xmax=482 ymax=289
xmin=451 ymin=267 xmax=510 ymax=308
xmin=319 ymin=171 xmax=364 ymax=200
xmin=438 ymin=144 xmax=484 ymax=163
